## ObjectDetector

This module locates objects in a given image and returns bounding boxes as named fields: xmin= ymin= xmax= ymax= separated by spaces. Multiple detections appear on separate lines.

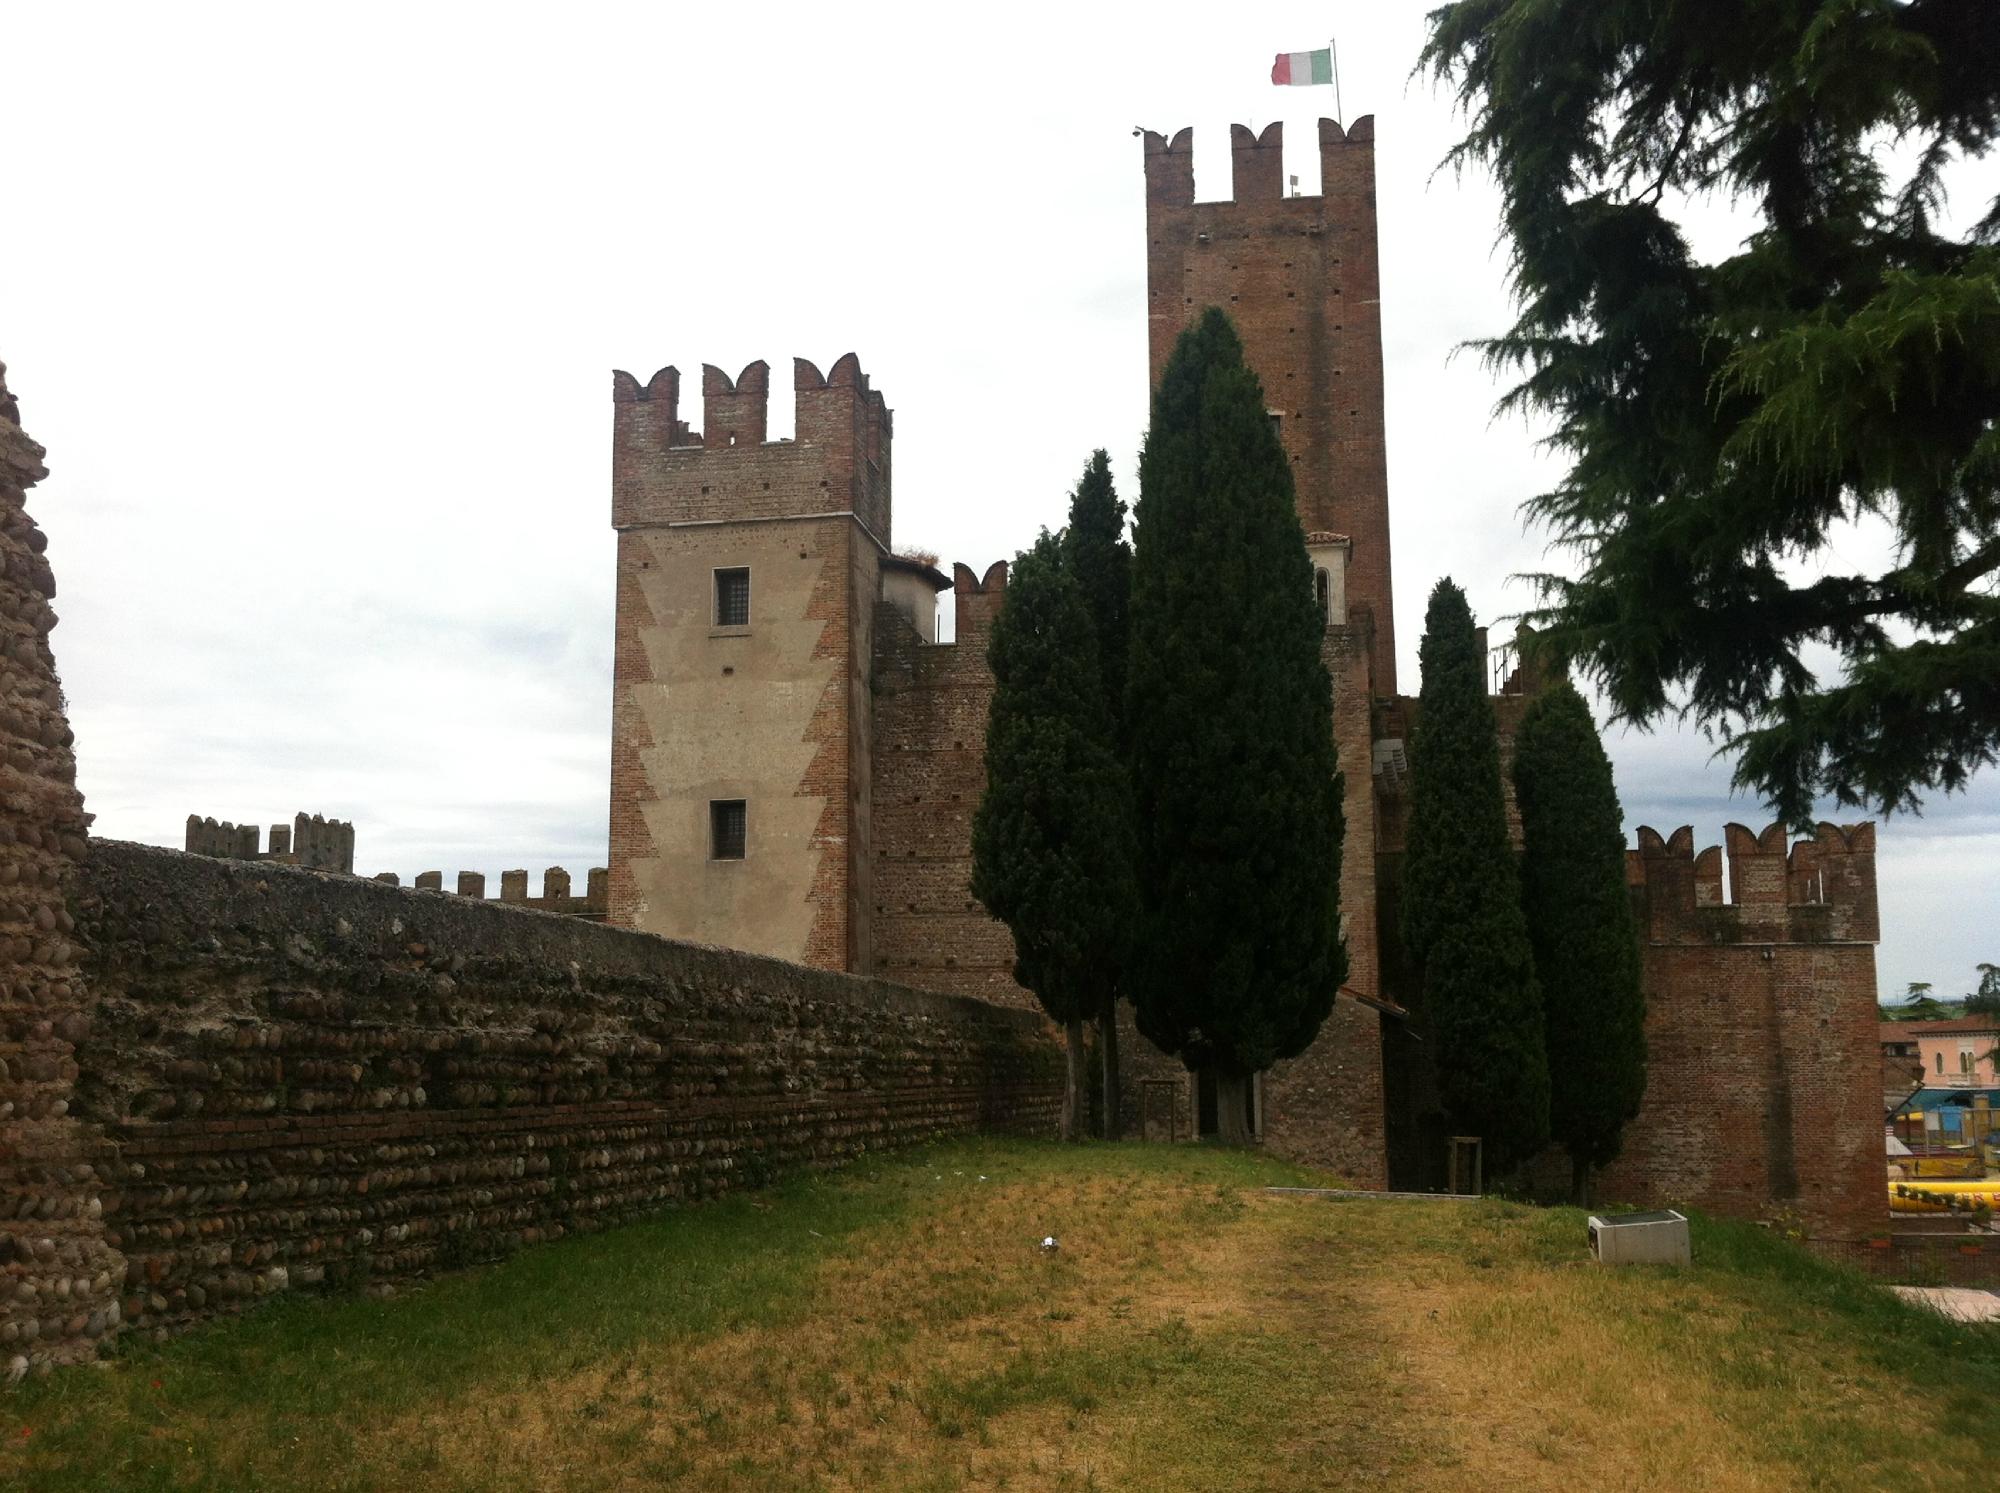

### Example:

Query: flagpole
xmin=1330 ymin=35 xmax=1343 ymax=126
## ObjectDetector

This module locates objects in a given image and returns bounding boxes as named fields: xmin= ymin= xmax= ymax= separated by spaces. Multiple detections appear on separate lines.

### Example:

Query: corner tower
xmin=1142 ymin=117 xmax=1397 ymax=695
xmin=608 ymin=354 xmax=891 ymax=970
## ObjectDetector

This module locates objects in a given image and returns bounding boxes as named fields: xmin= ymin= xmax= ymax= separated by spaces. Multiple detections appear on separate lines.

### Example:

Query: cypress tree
xmin=1064 ymin=449 xmax=1132 ymax=1139
xmin=1126 ymin=308 xmax=1346 ymax=1145
xmin=972 ymin=530 xmax=1139 ymax=1140
xmin=1512 ymin=680 xmax=1646 ymax=1204
xmin=1401 ymin=579 xmax=1549 ymax=1172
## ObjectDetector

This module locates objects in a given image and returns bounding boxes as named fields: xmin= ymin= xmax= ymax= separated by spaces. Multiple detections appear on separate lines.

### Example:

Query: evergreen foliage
xmin=1422 ymin=2 xmax=2000 ymax=825
xmin=1512 ymin=680 xmax=1646 ymax=1201
xmin=1065 ymin=449 xmax=1131 ymax=738
xmin=1125 ymin=308 xmax=1346 ymax=1135
xmin=1063 ymin=449 xmax=1134 ymax=1138
xmin=971 ymin=530 xmax=1139 ymax=1140
xmin=1401 ymin=579 xmax=1549 ymax=1170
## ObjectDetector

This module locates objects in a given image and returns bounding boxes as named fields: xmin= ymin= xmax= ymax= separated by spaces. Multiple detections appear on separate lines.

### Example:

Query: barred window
xmin=714 ymin=567 xmax=750 ymax=627
xmin=710 ymin=799 xmax=746 ymax=860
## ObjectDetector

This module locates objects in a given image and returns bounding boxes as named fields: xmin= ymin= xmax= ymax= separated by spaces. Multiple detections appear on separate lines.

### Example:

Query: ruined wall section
xmin=70 ymin=841 xmax=1061 ymax=1339
xmin=1599 ymin=823 xmax=1882 ymax=1238
xmin=0 ymin=363 xmax=125 ymax=1379
xmin=869 ymin=562 xmax=1026 ymax=1007
xmin=1143 ymin=118 xmax=1396 ymax=695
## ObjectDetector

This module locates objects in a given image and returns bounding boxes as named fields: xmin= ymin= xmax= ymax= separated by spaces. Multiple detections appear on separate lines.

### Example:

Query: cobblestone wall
xmin=0 ymin=362 xmax=127 ymax=1383
xmin=68 ymin=841 xmax=1061 ymax=1340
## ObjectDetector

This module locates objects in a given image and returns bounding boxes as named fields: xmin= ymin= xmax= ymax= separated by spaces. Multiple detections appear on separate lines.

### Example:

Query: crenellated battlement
xmin=1142 ymin=116 xmax=1376 ymax=209
xmin=611 ymin=352 xmax=892 ymax=541
xmin=1140 ymin=117 xmax=1395 ymax=693
xmin=1628 ymin=821 xmax=1879 ymax=945
xmin=185 ymin=811 xmax=354 ymax=874
xmin=951 ymin=559 xmax=1009 ymax=638
xmin=374 ymin=864 xmax=608 ymax=921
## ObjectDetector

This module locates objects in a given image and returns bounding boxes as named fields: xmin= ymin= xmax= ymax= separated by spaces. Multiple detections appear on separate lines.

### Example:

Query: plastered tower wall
xmin=1598 ymin=823 xmax=1883 ymax=1238
xmin=0 ymin=362 xmax=126 ymax=1377
xmin=1143 ymin=117 xmax=1397 ymax=695
xmin=608 ymin=357 xmax=889 ymax=970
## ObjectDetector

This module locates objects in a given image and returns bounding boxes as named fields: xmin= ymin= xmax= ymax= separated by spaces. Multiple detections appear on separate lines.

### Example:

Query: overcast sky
xmin=6 ymin=2 xmax=1994 ymax=1000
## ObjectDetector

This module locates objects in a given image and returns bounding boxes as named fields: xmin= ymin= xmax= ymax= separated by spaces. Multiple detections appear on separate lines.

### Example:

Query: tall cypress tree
xmin=1126 ymin=308 xmax=1346 ymax=1145
xmin=1064 ymin=449 xmax=1132 ymax=1138
xmin=972 ymin=531 xmax=1139 ymax=1140
xmin=1401 ymin=579 xmax=1549 ymax=1172
xmin=1512 ymin=680 xmax=1646 ymax=1203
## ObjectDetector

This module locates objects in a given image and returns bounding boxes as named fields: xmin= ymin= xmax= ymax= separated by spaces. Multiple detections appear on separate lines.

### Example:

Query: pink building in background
xmin=1911 ymin=1018 xmax=2000 ymax=1087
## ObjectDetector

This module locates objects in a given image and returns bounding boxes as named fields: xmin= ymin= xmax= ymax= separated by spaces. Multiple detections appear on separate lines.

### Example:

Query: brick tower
xmin=1142 ymin=117 xmax=1396 ymax=695
xmin=607 ymin=355 xmax=891 ymax=971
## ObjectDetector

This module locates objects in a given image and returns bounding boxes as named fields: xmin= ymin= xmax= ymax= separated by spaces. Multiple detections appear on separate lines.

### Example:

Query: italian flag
xmin=1271 ymin=49 xmax=1333 ymax=86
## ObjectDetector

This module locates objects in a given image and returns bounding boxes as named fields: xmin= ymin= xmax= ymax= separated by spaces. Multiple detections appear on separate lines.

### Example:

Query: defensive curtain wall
xmin=0 ymin=362 xmax=1060 ymax=1378
xmin=1601 ymin=822 xmax=1883 ymax=1239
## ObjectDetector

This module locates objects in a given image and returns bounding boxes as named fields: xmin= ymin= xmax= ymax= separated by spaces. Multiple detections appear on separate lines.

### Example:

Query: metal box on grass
xmin=1588 ymin=1209 xmax=1691 ymax=1266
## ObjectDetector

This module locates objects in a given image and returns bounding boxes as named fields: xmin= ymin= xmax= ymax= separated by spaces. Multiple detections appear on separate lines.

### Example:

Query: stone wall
xmin=1596 ymin=823 xmax=1883 ymax=1239
xmin=869 ymin=562 xmax=1026 ymax=1005
xmin=0 ymin=362 xmax=127 ymax=1382
xmin=68 ymin=840 xmax=1061 ymax=1339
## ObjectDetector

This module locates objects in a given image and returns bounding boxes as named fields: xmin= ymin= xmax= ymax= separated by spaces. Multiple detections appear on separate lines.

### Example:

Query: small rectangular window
xmin=714 ymin=567 xmax=750 ymax=627
xmin=710 ymin=799 xmax=746 ymax=860
xmin=1268 ymin=411 xmax=1283 ymax=441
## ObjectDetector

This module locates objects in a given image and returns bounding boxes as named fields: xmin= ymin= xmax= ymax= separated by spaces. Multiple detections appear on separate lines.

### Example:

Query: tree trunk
xmin=1572 ymin=1152 xmax=1592 ymax=1208
xmin=1099 ymin=996 xmax=1122 ymax=1141
xmin=1213 ymin=1069 xmax=1254 ymax=1147
xmin=1062 ymin=1020 xmax=1085 ymax=1142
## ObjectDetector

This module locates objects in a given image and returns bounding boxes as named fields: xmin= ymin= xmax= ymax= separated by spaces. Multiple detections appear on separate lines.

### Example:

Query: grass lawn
xmin=4 ymin=1138 xmax=1996 ymax=1491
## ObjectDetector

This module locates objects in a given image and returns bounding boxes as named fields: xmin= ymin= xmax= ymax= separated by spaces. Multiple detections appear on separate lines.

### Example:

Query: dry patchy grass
xmin=5 ymin=1140 xmax=1998 ymax=1491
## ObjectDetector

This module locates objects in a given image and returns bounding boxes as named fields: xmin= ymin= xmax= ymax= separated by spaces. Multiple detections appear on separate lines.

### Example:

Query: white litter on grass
xmin=1892 ymin=1285 xmax=2000 ymax=1323
xmin=1040 ymin=1236 xmax=1060 ymax=1253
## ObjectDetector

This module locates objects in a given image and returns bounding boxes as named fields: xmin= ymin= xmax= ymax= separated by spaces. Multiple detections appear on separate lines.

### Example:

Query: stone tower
xmin=1142 ymin=117 xmax=1396 ymax=696
xmin=607 ymin=355 xmax=892 ymax=971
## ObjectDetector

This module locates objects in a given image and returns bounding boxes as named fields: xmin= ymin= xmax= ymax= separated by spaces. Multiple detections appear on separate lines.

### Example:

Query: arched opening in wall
xmin=1315 ymin=568 xmax=1330 ymax=624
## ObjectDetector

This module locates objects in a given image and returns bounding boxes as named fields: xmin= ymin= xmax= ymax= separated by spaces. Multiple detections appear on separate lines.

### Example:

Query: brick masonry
xmin=70 ymin=840 xmax=1061 ymax=1339
xmin=608 ymin=356 xmax=891 ymax=970
xmin=869 ymin=563 xmax=1026 ymax=1006
xmin=1144 ymin=117 xmax=1397 ymax=696
xmin=1596 ymin=823 xmax=1884 ymax=1238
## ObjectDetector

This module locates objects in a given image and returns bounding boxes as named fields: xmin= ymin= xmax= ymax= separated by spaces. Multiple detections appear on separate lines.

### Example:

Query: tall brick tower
xmin=1142 ymin=117 xmax=1396 ymax=695
xmin=607 ymin=355 xmax=891 ymax=971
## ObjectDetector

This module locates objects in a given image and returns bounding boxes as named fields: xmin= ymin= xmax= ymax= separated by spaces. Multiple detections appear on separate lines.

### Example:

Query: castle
xmin=603 ymin=116 xmax=1886 ymax=1234
xmin=0 ymin=111 xmax=1900 ymax=1382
